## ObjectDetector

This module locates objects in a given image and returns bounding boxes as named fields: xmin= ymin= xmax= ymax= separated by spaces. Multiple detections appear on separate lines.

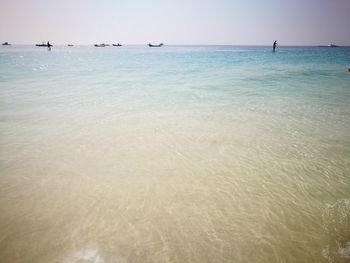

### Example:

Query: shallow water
xmin=0 ymin=45 xmax=350 ymax=262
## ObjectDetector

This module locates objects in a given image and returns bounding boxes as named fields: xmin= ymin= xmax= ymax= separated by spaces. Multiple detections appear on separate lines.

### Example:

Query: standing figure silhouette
xmin=273 ymin=40 xmax=278 ymax=53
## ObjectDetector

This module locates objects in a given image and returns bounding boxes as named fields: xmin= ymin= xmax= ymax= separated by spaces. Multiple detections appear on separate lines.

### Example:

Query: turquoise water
xmin=1 ymin=45 xmax=350 ymax=262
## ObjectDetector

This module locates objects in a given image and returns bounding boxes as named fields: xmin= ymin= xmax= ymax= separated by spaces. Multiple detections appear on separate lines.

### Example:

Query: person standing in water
xmin=47 ymin=41 xmax=51 ymax=51
xmin=273 ymin=40 xmax=278 ymax=52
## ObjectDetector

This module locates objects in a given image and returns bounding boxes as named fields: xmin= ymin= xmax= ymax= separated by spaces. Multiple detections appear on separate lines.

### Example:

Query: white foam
xmin=338 ymin=241 xmax=350 ymax=259
xmin=63 ymin=248 xmax=105 ymax=263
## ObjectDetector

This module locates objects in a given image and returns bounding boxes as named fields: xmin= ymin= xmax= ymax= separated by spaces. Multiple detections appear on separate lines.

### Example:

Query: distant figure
xmin=47 ymin=41 xmax=51 ymax=51
xmin=273 ymin=40 xmax=278 ymax=52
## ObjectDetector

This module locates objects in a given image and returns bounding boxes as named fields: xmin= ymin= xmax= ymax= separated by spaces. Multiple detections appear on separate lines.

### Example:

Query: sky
xmin=0 ymin=0 xmax=349 ymax=45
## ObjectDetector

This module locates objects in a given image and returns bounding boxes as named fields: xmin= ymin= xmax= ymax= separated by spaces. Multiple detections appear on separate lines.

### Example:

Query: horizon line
xmin=2 ymin=43 xmax=350 ymax=47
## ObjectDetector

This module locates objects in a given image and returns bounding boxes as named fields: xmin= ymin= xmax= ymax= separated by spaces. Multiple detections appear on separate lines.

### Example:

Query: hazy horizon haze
xmin=1 ymin=0 xmax=350 ymax=46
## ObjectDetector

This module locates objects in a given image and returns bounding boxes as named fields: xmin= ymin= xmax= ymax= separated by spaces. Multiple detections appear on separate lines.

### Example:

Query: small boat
xmin=112 ymin=43 xmax=122 ymax=47
xmin=2 ymin=42 xmax=11 ymax=46
xmin=319 ymin=44 xmax=339 ymax=47
xmin=148 ymin=43 xmax=163 ymax=47
xmin=68 ymin=44 xmax=74 ymax=47
xmin=94 ymin=43 xmax=109 ymax=47
xmin=36 ymin=42 xmax=53 ymax=47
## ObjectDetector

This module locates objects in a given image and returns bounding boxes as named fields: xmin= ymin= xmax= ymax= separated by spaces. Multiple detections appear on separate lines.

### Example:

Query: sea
xmin=0 ymin=45 xmax=350 ymax=263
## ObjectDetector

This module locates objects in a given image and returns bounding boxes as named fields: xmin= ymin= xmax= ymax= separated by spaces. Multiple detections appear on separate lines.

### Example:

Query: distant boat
xmin=2 ymin=42 xmax=11 ymax=46
xmin=68 ymin=44 xmax=74 ymax=47
xmin=318 ymin=44 xmax=339 ymax=47
xmin=36 ymin=42 xmax=52 ymax=47
xmin=112 ymin=43 xmax=122 ymax=47
xmin=148 ymin=43 xmax=164 ymax=47
xmin=94 ymin=43 xmax=109 ymax=47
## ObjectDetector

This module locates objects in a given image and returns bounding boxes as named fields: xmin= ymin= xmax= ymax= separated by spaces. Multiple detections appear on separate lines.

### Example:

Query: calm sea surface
xmin=1 ymin=45 xmax=350 ymax=262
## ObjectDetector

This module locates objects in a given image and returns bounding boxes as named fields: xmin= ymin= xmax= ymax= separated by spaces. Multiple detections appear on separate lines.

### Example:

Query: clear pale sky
xmin=0 ymin=0 xmax=349 ymax=45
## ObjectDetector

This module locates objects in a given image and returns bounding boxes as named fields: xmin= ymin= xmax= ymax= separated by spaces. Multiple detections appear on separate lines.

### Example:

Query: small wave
xmin=338 ymin=241 xmax=350 ymax=259
xmin=56 ymin=247 xmax=128 ymax=263
xmin=323 ymin=199 xmax=350 ymax=231
xmin=322 ymin=198 xmax=350 ymax=262
xmin=57 ymin=248 xmax=105 ymax=263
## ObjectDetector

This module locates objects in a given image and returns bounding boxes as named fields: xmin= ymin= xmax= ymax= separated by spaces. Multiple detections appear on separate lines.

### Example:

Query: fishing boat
xmin=112 ymin=43 xmax=122 ymax=47
xmin=2 ymin=42 xmax=11 ymax=46
xmin=148 ymin=43 xmax=164 ymax=47
xmin=94 ymin=43 xmax=109 ymax=47
xmin=36 ymin=42 xmax=52 ymax=47
xmin=318 ymin=44 xmax=339 ymax=47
